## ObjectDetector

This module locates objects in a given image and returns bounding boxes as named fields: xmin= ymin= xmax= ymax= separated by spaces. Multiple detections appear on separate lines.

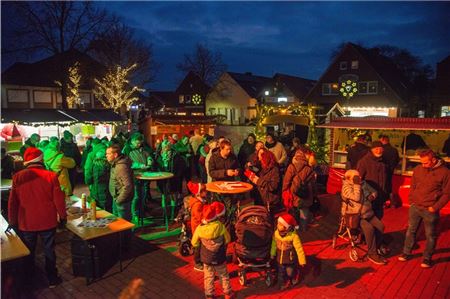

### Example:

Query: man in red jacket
xmin=8 ymin=147 xmax=67 ymax=288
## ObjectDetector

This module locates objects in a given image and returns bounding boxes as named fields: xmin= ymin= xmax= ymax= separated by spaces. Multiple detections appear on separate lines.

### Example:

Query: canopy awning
xmin=61 ymin=109 xmax=124 ymax=123
xmin=318 ymin=116 xmax=450 ymax=131
xmin=262 ymin=114 xmax=309 ymax=126
xmin=1 ymin=109 xmax=75 ymax=125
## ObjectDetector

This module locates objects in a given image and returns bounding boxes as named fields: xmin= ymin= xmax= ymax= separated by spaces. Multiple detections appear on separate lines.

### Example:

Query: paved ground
xmin=2 ymin=185 xmax=450 ymax=299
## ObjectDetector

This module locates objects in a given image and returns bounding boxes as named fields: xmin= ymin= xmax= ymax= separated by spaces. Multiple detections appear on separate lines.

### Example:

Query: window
xmin=358 ymin=82 xmax=368 ymax=94
xmin=264 ymin=90 xmax=269 ymax=96
xmin=185 ymin=95 xmax=191 ymax=104
xmin=441 ymin=106 xmax=450 ymax=117
xmin=179 ymin=95 xmax=184 ymax=104
xmin=368 ymin=81 xmax=378 ymax=94
xmin=208 ymin=108 xmax=216 ymax=115
xmin=339 ymin=61 xmax=348 ymax=70
xmin=351 ymin=60 xmax=359 ymax=69
xmin=322 ymin=83 xmax=339 ymax=95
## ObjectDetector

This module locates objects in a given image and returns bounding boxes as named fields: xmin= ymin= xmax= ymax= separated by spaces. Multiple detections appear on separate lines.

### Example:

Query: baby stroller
xmin=331 ymin=198 xmax=366 ymax=262
xmin=234 ymin=205 xmax=275 ymax=287
xmin=175 ymin=196 xmax=193 ymax=256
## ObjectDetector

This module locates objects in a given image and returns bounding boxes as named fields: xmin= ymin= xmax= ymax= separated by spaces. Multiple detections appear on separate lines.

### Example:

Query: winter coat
xmin=189 ymin=135 xmax=204 ymax=155
xmin=238 ymin=141 xmax=255 ymax=168
xmin=156 ymin=149 xmax=185 ymax=193
xmin=188 ymin=196 xmax=205 ymax=233
xmin=347 ymin=142 xmax=369 ymax=170
xmin=8 ymin=164 xmax=66 ymax=231
xmin=382 ymin=143 xmax=400 ymax=173
xmin=60 ymin=139 xmax=82 ymax=166
xmin=266 ymin=142 xmax=287 ymax=165
xmin=191 ymin=220 xmax=230 ymax=265
xmin=357 ymin=152 xmax=388 ymax=202
xmin=81 ymin=144 xmax=93 ymax=169
xmin=256 ymin=165 xmax=281 ymax=208
xmin=270 ymin=230 xmax=306 ymax=266
xmin=172 ymin=141 xmax=193 ymax=168
xmin=127 ymin=147 xmax=154 ymax=171
xmin=109 ymin=155 xmax=134 ymax=204
xmin=84 ymin=143 xmax=107 ymax=184
xmin=208 ymin=150 xmax=240 ymax=181
xmin=44 ymin=147 xmax=76 ymax=196
xmin=409 ymin=159 xmax=450 ymax=211
xmin=1 ymin=155 xmax=14 ymax=179
xmin=341 ymin=180 xmax=377 ymax=219
xmin=282 ymin=153 xmax=314 ymax=208
xmin=86 ymin=152 xmax=111 ymax=210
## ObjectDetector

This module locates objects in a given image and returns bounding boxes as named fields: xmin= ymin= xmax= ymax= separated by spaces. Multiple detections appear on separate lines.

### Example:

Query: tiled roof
xmin=228 ymin=72 xmax=271 ymax=98
xmin=273 ymin=73 xmax=316 ymax=99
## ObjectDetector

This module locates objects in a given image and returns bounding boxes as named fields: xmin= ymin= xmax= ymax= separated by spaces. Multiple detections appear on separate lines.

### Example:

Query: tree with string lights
xmin=56 ymin=62 xmax=81 ymax=108
xmin=93 ymin=64 xmax=145 ymax=114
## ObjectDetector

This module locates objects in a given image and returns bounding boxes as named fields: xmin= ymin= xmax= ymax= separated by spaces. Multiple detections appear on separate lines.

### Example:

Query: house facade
xmin=305 ymin=43 xmax=410 ymax=117
xmin=260 ymin=73 xmax=316 ymax=105
xmin=205 ymin=72 xmax=271 ymax=125
xmin=1 ymin=50 xmax=106 ymax=110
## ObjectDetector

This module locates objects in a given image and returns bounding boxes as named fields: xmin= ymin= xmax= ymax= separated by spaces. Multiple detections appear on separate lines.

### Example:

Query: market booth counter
xmin=319 ymin=116 xmax=450 ymax=213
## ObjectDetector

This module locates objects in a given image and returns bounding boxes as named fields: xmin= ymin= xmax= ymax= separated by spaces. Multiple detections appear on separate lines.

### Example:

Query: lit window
xmin=179 ymin=95 xmax=184 ymax=104
xmin=418 ymin=110 xmax=425 ymax=118
xmin=265 ymin=90 xmax=269 ymax=96
xmin=322 ymin=84 xmax=331 ymax=95
xmin=339 ymin=61 xmax=347 ymax=70
xmin=351 ymin=60 xmax=359 ymax=69
xmin=441 ymin=106 xmax=450 ymax=117
xmin=322 ymin=83 xmax=339 ymax=95
xmin=368 ymin=81 xmax=378 ymax=94
xmin=278 ymin=97 xmax=287 ymax=102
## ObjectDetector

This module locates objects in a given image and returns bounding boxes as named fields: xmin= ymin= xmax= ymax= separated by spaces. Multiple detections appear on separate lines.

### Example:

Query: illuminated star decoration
xmin=340 ymin=80 xmax=358 ymax=99
xmin=192 ymin=94 xmax=202 ymax=105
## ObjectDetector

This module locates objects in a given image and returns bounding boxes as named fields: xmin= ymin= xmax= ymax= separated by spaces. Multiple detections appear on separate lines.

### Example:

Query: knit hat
xmin=187 ymin=181 xmax=205 ymax=196
xmin=23 ymin=147 xmax=43 ymax=166
xmin=371 ymin=141 xmax=383 ymax=149
xmin=202 ymin=205 xmax=217 ymax=223
xmin=211 ymin=201 xmax=226 ymax=218
xmin=278 ymin=213 xmax=298 ymax=229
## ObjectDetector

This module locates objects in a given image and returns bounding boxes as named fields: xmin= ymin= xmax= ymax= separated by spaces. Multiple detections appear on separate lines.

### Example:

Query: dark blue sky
xmin=100 ymin=1 xmax=450 ymax=91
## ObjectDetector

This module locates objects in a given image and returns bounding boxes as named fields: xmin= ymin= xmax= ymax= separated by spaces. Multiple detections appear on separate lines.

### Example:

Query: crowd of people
xmin=3 ymin=128 xmax=449 ymax=297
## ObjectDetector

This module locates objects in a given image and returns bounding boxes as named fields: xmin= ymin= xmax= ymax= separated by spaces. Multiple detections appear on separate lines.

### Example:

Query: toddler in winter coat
xmin=187 ymin=181 xmax=208 ymax=271
xmin=271 ymin=212 xmax=306 ymax=290
xmin=191 ymin=205 xmax=234 ymax=299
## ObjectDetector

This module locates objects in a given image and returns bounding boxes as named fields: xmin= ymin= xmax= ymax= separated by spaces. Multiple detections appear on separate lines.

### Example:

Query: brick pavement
xmin=2 ymin=188 xmax=450 ymax=299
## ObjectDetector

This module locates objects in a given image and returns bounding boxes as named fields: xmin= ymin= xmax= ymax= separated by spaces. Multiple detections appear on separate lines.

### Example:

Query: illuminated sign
xmin=340 ymin=80 xmax=358 ymax=99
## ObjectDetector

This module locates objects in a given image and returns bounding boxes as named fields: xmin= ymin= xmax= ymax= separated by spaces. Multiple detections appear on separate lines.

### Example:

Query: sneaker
xmin=420 ymin=259 xmax=432 ymax=268
xmin=368 ymin=254 xmax=387 ymax=265
xmin=398 ymin=253 xmax=412 ymax=262
xmin=280 ymin=280 xmax=292 ymax=290
xmin=48 ymin=276 xmax=62 ymax=288
xmin=378 ymin=245 xmax=391 ymax=257
xmin=194 ymin=264 xmax=204 ymax=272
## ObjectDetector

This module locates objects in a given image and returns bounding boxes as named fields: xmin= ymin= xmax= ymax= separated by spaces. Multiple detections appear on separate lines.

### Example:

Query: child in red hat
xmin=187 ymin=180 xmax=207 ymax=271
xmin=270 ymin=212 xmax=306 ymax=290
xmin=191 ymin=204 xmax=234 ymax=299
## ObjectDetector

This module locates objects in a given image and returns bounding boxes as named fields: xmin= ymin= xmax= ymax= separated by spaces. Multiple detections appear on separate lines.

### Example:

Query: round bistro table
xmin=206 ymin=181 xmax=253 ymax=212
xmin=135 ymin=171 xmax=174 ymax=231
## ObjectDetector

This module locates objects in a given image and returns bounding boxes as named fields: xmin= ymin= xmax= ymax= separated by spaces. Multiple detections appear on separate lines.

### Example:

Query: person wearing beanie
xmin=265 ymin=133 xmax=287 ymax=166
xmin=187 ymin=180 xmax=207 ymax=271
xmin=270 ymin=213 xmax=306 ymax=290
xmin=191 ymin=204 xmax=234 ymax=299
xmin=60 ymin=130 xmax=82 ymax=190
xmin=19 ymin=133 xmax=41 ymax=157
xmin=8 ymin=147 xmax=67 ymax=288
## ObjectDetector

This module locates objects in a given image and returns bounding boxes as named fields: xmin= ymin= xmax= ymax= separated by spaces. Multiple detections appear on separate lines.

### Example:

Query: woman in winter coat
xmin=238 ymin=133 xmax=256 ymax=168
xmin=247 ymin=149 xmax=280 ymax=211
xmin=265 ymin=133 xmax=287 ymax=166
xmin=44 ymin=137 xmax=76 ymax=196
xmin=84 ymin=145 xmax=112 ymax=211
xmin=341 ymin=169 xmax=386 ymax=265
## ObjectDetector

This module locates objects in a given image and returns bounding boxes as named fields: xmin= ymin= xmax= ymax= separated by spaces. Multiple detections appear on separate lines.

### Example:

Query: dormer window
xmin=179 ymin=95 xmax=184 ymax=104
xmin=351 ymin=60 xmax=359 ymax=69
xmin=339 ymin=61 xmax=348 ymax=70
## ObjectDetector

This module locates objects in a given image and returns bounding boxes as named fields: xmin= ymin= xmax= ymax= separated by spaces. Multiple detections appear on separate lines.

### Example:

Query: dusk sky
xmin=3 ymin=1 xmax=450 ymax=91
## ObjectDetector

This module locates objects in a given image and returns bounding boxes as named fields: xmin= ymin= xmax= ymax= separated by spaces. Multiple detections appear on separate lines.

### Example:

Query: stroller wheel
xmin=238 ymin=270 xmax=247 ymax=286
xmin=349 ymin=248 xmax=358 ymax=262
xmin=179 ymin=242 xmax=192 ymax=257
xmin=332 ymin=234 xmax=337 ymax=249
xmin=265 ymin=271 xmax=273 ymax=287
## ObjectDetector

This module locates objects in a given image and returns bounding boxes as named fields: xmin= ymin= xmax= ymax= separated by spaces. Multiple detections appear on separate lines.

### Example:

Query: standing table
xmin=66 ymin=196 xmax=134 ymax=284
xmin=135 ymin=171 xmax=174 ymax=231
xmin=206 ymin=181 xmax=253 ymax=213
xmin=1 ymin=215 xmax=30 ymax=262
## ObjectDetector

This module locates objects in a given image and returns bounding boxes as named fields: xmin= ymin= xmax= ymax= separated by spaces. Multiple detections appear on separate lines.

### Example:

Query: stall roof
xmin=147 ymin=115 xmax=217 ymax=125
xmin=1 ymin=109 xmax=124 ymax=125
xmin=318 ymin=116 xmax=450 ymax=131
xmin=1 ymin=109 xmax=75 ymax=124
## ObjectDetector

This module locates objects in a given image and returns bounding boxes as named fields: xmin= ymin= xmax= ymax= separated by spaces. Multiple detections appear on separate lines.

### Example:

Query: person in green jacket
xmin=84 ymin=145 xmax=112 ymax=212
xmin=60 ymin=131 xmax=82 ymax=191
xmin=44 ymin=137 xmax=76 ymax=196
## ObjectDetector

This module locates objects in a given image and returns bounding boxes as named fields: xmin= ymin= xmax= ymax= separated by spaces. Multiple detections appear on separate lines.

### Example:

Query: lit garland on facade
xmin=340 ymin=80 xmax=358 ymax=99
xmin=192 ymin=94 xmax=202 ymax=105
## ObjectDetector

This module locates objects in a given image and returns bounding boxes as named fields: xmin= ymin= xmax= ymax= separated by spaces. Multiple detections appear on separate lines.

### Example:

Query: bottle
xmin=90 ymin=200 xmax=97 ymax=221
xmin=81 ymin=193 xmax=87 ymax=213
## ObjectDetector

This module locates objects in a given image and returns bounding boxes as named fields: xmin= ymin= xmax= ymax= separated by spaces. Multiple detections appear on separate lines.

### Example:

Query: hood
xmin=292 ymin=152 xmax=308 ymax=169
xmin=432 ymin=158 xmax=445 ymax=170
xmin=112 ymin=155 xmax=131 ymax=167
xmin=198 ymin=221 xmax=223 ymax=239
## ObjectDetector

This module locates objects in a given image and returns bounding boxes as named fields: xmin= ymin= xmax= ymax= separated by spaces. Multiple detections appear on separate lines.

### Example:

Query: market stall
xmin=318 ymin=116 xmax=450 ymax=213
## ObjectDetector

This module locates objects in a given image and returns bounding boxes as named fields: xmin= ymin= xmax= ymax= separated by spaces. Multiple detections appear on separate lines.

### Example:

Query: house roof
xmin=227 ymin=72 xmax=271 ymax=98
xmin=2 ymin=49 xmax=106 ymax=89
xmin=175 ymin=71 xmax=210 ymax=95
xmin=148 ymin=91 xmax=178 ymax=107
xmin=318 ymin=116 xmax=450 ymax=130
xmin=273 ymin=73 xmax=316 ymax=99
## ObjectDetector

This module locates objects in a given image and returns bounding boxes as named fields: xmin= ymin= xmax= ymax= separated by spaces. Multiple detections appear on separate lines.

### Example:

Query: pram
xmin=331 ymin=197 xmax=367 ymax=262
xmin=234 ymin=205 xmax=275 ymax=287
xmin=175 ymin=196 xmax=193 ymax=256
